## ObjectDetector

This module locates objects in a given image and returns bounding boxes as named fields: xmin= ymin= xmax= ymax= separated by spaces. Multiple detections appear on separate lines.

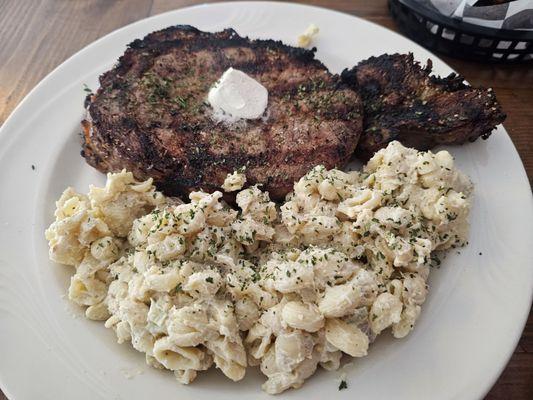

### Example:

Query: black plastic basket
xmin=389 ymin=0 xmax=533 ymax=62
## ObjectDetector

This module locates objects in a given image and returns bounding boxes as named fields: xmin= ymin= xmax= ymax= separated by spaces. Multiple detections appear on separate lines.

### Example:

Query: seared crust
xmin=342 ymin=53 xmax=506 ymax=159
xmin=82 ymin=25 xmax=363 ymax=200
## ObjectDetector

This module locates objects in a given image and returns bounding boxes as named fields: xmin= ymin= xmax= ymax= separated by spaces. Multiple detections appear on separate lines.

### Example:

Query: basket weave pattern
xmin=389 ymin=0 xmax=533 ymax=62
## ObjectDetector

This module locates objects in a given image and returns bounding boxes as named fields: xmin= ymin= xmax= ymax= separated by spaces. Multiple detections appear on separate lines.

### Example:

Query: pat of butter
xmin=208 ymin=68 xmax=268 ymax=121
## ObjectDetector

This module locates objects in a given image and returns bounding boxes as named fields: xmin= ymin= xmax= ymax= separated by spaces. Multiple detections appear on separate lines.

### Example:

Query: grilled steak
xmin=82 ymin=25 xmax=363 ymax=200
xmin=342 ymin=53 xmax=506 ymax=159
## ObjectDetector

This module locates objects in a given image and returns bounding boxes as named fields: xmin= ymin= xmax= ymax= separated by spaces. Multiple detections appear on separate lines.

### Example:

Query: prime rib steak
xmin=82 ymin=25 xmax=363 ymax=200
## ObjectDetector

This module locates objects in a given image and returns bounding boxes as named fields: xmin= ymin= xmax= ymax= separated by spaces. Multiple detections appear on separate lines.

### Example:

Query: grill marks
xmin=83 ymin=27 xmax=505 ymax=200
xmin=83 ymin=25 xmax=363 ymax=200
xmin=343 ymin=53 xmax=506 ymax=159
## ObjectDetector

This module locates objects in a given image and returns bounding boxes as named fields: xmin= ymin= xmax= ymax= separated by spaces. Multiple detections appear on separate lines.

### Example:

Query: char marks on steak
xmin=342 ymin=53 xmax=506 ymax=159
xmin=82 ymin=25 xmax=363 ymax=200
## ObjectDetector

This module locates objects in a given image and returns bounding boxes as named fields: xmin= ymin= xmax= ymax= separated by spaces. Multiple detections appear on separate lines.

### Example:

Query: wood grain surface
xmin=0 ymin=1 xmax=531 ymax=399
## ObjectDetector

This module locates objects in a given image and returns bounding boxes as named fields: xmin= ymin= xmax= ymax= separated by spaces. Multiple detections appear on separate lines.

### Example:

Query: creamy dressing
xmin=207 ymin=68 xmax=268 ymax=122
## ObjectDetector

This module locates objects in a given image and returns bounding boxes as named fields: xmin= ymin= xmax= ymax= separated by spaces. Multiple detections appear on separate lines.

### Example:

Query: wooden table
xmin=0 ymin=1 xmax=531 ymax=399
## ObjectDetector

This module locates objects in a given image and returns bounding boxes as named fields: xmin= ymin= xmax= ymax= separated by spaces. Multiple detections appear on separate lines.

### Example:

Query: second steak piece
xmin=342 ymin=53 xmax=506 ymax=159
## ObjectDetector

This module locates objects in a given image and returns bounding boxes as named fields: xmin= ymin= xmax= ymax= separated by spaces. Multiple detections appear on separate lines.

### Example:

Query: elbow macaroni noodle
xmin=45 ymin=141 xmax=472 ymax=394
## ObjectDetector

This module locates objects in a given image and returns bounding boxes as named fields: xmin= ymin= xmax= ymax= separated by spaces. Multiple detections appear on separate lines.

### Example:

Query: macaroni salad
xmin=45 ymin=141 xmax=472 ymax=394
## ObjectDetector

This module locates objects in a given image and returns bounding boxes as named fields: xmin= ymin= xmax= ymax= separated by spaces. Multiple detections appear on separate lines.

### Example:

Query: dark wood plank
xmin=0 ymin=1 xmax=531 ymax=399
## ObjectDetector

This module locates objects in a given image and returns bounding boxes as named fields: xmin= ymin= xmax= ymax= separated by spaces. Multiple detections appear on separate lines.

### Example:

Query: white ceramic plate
xmin=0 ymin=2 xmax=531 ymax=399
